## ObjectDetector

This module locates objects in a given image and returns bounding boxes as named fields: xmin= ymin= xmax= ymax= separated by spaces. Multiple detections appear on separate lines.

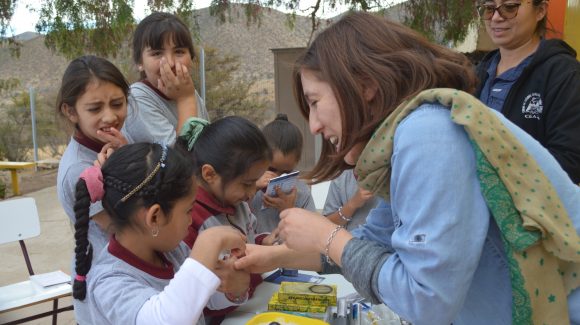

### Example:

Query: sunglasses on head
xmin=477 ymin=2 xmax=522 ymax=20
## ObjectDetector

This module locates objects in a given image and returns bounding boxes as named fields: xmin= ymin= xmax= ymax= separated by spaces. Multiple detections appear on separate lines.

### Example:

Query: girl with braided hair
xmin=55 ymin=55 xmax=132 ymax=323
xmin=73 ymin=143 xmax=247 ymax=324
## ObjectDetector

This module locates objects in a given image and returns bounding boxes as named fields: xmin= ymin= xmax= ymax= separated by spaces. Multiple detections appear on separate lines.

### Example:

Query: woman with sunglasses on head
xmin=476 ymin=0 xmax=580 ymax=184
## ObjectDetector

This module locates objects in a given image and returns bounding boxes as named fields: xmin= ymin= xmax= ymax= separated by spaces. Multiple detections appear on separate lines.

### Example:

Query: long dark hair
xmin=293 ymin=11 xmax=477 ymax=182
xmin=72 ymin=143 xmax=194 ymax=300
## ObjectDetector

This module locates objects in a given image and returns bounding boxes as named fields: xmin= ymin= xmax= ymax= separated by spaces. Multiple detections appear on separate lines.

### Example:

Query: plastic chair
xmin=0 ymin=197 xmax=73 ymax=325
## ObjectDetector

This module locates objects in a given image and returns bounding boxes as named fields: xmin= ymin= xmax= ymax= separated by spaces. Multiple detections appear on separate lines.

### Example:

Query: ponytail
xmin=72 ymin=179 xmax=93 ymax=300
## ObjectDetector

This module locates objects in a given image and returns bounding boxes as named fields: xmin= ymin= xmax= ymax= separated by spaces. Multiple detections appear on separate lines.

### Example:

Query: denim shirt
xmin=351 ymin=104 xmax=580 ymax=325
xmin=479 ymin=52 xmax=534 ymax=112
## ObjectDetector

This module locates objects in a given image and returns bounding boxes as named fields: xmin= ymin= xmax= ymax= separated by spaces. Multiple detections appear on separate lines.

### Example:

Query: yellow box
xmin=246 ymin=311 xmax=329 ymax=325
xmin=268 ymin=293 xmax=328 ymax=313
xmin=278 ymin=282 xmax=337 ymax=306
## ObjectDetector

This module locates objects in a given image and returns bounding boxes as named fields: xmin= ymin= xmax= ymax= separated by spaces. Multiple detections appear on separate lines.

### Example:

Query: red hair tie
xmin=79 ymin=166 xmax=105 ymax=203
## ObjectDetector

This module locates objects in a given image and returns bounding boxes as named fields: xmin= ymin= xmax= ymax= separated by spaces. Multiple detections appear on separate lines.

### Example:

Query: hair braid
xmin=104 ymin=176 xmax=133 ymax=194
xmin=72 ymin=179 xmax=93 ymax=300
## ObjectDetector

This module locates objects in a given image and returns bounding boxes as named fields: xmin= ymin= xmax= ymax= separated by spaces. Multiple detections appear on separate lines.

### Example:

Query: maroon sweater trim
xmin=108 ymin=235 xmax=175 ymax=279
xmin=73 ymin=130 xmax=104 ymax=153
xmin=195 ymin=187 xmax=236 ymax=215
xmin=184 ymin=187 xmax=236 ymax=248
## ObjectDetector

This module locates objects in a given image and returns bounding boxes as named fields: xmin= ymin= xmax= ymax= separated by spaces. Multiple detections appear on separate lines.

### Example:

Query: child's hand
xmin=214 ymin=256 xmax=251 ymax=295
xmin=350 ymin=187 xmax=374 ymax=209
xmin=263 ymin=186 xmax=297 ymax=211
xmin=96 ymin=127 xmax=128 ymax=150
xmin=256 ymin=170 xmax=277 ymax=190
xmin=93 ymin=128 xmax=128 ymax=167
xmin=94 ymin=144 xmax=114 ymax=168
xmin=157 ymin=57 xmax=196 ymax=102
xmin=191 ymin=226 xmax=246 ymax=270
xmin=261 ymin=227 xmax=281 ymax=246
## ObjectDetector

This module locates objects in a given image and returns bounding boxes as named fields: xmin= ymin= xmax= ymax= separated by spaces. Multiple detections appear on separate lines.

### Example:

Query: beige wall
xmin=272 ymin=48 xmax=317 ymax=172
xmin=565 ymin=0 xmax=580 ymax=57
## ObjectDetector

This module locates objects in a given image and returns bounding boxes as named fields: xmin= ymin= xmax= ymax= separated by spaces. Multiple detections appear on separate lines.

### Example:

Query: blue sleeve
xmin=351 ymin=199 xmax=394 ymax=249
xmin=373 ymin=106 xmax=490 ymax=324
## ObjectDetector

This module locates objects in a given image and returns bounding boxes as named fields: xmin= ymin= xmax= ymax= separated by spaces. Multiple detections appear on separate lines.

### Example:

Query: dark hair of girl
xmin=293 ymin=11 xmax=478 ymax=182
xmin=176 ymin=116 xmax=272 ymax=188
xmin=72 ymin=143 xmax=194 ymax=300
xmin=57 ymin=55 xmax=129 ymax=130
xmin=132 ymin=12 xmax=195 ymax=79
xmin=262 ymin=113 xmax=303 ymax=160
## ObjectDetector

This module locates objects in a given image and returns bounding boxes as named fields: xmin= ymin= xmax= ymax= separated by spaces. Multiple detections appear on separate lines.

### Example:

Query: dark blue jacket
xmin=476 ymin=39 xmax=580 ymax=184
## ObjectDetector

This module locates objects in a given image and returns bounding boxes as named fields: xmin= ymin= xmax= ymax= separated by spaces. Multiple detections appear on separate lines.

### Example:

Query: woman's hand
xmin=263 ymin=186 xmax=297 ymax=211
xmin=233 ymin=244 xmax=281 ymax=273
xmin=278 ymin=208 xmax=336 ymax=253
xmin=157 ymin=57 xmax=196 ymax=102
xmin=213 ymin=256 xmax=251 ymax=295
xmin=234 ymin=243 xmax=324 ymax=273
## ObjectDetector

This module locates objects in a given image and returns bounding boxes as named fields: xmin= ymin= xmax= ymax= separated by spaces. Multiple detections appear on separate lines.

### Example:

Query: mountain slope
xmin=0 ymin=5 xmax=317 ymax=99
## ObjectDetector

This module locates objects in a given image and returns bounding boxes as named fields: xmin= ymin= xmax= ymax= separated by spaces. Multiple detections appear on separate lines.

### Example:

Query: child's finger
xmin=157 ymin=78 xmax=166 ymax=93
xmin=160 ymin=58 xmax=177 ymax=84
xmin=175 ymin=61 xmax=186 ymax=80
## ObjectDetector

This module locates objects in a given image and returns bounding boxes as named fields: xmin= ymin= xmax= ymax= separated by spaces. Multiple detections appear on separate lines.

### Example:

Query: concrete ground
xmin=0 ymin=186 xmax=76 ymax=325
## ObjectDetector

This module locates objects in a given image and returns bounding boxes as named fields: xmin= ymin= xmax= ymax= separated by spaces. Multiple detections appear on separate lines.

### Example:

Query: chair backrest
xmin=0 ymin=197 xmax=41 ymax=245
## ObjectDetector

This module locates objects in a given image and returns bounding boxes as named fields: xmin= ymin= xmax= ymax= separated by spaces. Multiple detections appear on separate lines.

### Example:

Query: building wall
xmin=565 ymin=0 xmax=580 ymax=57
xmin=547 ymin=0 xmax=567 ymax=39
xmin=272 ymin=48 xmax=317 ymax=172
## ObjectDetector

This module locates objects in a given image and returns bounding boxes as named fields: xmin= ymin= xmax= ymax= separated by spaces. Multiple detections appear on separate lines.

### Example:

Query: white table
xmin=221 ymin=271 xmax=357 ymax=324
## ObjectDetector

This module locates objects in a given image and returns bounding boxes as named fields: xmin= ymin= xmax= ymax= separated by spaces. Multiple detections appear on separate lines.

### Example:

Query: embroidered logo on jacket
xmin=522 ymin=92 xmax=543 ymax=120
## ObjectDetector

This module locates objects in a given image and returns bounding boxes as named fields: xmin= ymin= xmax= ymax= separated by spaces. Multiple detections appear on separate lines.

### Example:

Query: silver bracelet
xmin=337 ymin=206 xmax=352 ymax=222
xmin=325 ymin=225 xmax=344 ymax=266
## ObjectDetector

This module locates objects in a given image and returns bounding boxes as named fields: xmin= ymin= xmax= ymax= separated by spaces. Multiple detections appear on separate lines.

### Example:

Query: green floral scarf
xmin=355 ymin=88 xmax=580 ymax=325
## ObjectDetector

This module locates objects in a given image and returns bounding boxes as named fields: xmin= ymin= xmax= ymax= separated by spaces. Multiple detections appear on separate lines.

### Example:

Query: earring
xmin=151 ymin=226 xmax=159 ymax=237
xmin=138 ymin=65 xmax=143 ymax=71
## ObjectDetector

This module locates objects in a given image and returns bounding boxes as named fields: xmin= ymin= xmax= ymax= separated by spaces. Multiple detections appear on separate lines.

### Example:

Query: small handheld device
xmin=264 ymin=171 xmax=300 ymax=197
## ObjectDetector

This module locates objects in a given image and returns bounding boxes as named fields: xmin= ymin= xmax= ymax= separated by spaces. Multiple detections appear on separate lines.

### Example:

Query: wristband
xmin=337 ymin=206 xmax=352 ymax=222
xmin=325 ymin=225 xmax=344 ymax=266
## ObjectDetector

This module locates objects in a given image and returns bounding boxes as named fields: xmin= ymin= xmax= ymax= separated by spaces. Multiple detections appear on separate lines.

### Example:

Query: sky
xmin=7 ymin=0 xmax=373 ymax=35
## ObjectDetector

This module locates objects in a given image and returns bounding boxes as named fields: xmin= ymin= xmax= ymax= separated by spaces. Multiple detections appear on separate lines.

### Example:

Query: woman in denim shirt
xmin=235 ymin=12 xmax=580 ymax=325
